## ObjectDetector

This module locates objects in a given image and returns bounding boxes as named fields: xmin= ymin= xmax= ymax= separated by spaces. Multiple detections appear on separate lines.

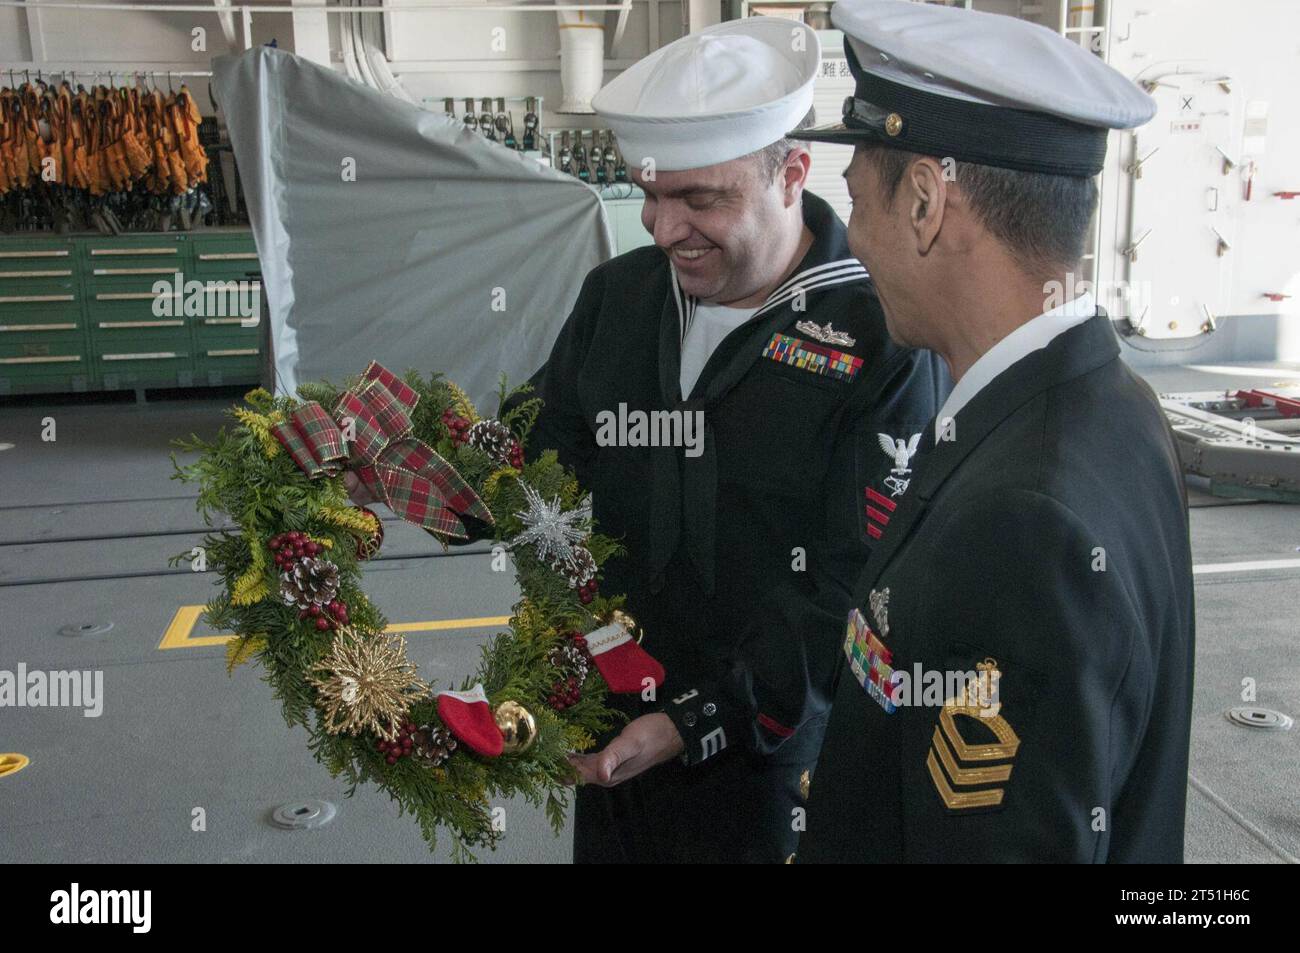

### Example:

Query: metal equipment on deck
xmin=1162 ymin=388 xmax=1300 ymax=502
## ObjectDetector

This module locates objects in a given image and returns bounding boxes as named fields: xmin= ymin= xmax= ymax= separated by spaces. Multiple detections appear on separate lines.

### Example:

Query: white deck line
xmin=1193 ymin=558 xmax=1300 ymax=575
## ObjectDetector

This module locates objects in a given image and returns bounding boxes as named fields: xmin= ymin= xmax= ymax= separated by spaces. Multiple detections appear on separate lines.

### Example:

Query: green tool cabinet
xmin=0 ymin=229 xmax=262 ymax=397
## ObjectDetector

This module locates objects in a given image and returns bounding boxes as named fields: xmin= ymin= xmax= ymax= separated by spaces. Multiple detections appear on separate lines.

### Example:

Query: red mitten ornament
xmin=585 ymin=620 xmax=665 ymax=694
xmin=436 ymin=684 xmax=503 ymax=758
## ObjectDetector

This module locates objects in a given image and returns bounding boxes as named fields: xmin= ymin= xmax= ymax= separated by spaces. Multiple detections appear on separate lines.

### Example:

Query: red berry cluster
xmin=268 ymin=530 xmax=323 ymax=567
xmin=507 ymin=439 xmax=524 ymax=470
xmin=376 ymin=720 xmax=418 ymax=764
xmin=549 ymin=675 xmax=583 ymax=711
xmin=577 ymin=578 xmax=599 ymax=605
xmin=441 ymin=408 xmax=472 ymax=447
xmin=548 ymin=633 xmax=591 ymax=711
xmin=299 ymin=599 xmax=350 ymax=631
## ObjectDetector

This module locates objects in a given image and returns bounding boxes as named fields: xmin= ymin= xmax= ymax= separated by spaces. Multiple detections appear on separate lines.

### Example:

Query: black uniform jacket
xmin=527 ymin=192 xmax=947 ymax=861
xmin=798 ymin=311 xmax=1196 ymax=863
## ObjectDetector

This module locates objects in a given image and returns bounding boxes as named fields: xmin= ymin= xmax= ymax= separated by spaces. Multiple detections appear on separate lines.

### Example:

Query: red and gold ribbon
xmin=272 ymin=362 xmax=493 ymax=539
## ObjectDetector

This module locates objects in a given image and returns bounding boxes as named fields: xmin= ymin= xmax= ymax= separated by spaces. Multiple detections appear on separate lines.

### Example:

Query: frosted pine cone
xmin=548 ymin=641 xmax=590 ymax=682
xmin=466 ymin=419 xmax=516 ymax=464
xmin=413 ymin=724 xmax=458 ymax=767
xmin=551 ymin=545 xmax=597 ymax=588
xmin=279 ymin=556 xmax=340 ymax=609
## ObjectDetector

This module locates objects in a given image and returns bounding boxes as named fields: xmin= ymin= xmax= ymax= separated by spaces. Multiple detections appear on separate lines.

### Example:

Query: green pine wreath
xmin=171 ymin=365 xmax=628 ymax=860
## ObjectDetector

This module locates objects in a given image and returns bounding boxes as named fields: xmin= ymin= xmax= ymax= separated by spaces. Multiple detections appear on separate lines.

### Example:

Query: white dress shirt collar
xmin=936 ymin=291 xmax=1096 ymax=435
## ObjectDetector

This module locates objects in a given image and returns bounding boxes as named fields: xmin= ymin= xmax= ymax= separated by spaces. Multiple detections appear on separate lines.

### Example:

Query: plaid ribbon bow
xmin=271 ymin=362 xmax=494 ymax=540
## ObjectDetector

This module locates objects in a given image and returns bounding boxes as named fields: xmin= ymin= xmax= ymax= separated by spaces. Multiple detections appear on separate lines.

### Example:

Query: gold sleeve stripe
xmin=926 ymin=749 xmax=1006 ymax=811
xmin=930 ymin=725 xmax=1014 ymax=786
xmin=939 ymin=704 xmax=1021 ymax=762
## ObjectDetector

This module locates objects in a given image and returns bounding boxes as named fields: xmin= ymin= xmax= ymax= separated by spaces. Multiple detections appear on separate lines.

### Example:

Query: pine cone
xmin=548 ymin=642 xmax=590 ymax=682
xmin=466 ymin=419 xmax=516 ymax=464
xmin=551 ymin=545 xmax=597 ymax=588
xmin=412 ymin=724 xmax=458 ymax=767
xmin=280 ymin=556 xmax=340 ymax=609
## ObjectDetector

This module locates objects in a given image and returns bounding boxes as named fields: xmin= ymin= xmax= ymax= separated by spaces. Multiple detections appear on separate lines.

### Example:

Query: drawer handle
xmin=93 ymin=267 xmax=179 ymax=276
xmin=0 ymin=269 xmax=73 ymax=278
xmin=0 ymin=294 xmax=76 ymax=303
xmin=206 ymin=348 xmax=259 ymax=357
xmin=101 ymin=352 xmax=183 ymax=361
xmin=94 ymin=292 xmax=177 ymax=301
xmin=0 ymin=354 xmax=82 ymax=364
xmin=98 ymin=320 xmax=185 ymax=329
xmin=0 ymin=250 xmax=70 ymax=259
xmin=197 ymin=252 xmax=259 ymax=261
xmin=0 ymin=323 xmax=78 ymax=332
xmin=89 ymin=247 xmax=179 ymax=256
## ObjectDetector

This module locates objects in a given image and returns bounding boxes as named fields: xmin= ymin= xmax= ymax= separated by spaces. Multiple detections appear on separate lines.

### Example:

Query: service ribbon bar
xmin=762 ymin=332 xmax=863 ymax=382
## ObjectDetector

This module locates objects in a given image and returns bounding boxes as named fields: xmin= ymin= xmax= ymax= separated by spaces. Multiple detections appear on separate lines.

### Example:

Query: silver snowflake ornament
xmin=510 ymin=483 xmax=592 ymax=564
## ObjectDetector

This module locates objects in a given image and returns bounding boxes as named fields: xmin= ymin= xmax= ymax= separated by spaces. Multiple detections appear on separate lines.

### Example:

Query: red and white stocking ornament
xmin=435 ymin=683 xmax=504 ymax=758
xmin=585 ymin=621 xmax=664 ymax=695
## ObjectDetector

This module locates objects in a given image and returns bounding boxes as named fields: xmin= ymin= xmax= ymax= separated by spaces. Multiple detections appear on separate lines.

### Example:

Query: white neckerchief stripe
xmin=670 ymin=266 xmax=701 ymax=344
xmin=670 ymin=268 xmax=688 ymax=345
xmin=766 ymin=263 xmax=869 ymax=305
xmin=751 ymin=268 xmax=870 ymax=322
xmin=766 ymin=258 xmax=867 ymax=304
xmin=767 ymin=258 xmax=865 ymax=302
xmin=682 ymin=296 xmax=697 ymax=343
xmin=669 ymin=257 xmax=868 ymax=348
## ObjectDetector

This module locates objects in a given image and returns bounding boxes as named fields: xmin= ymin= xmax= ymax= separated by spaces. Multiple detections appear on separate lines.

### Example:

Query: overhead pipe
xmin=556 ymin=0 xmax=605 ymax=114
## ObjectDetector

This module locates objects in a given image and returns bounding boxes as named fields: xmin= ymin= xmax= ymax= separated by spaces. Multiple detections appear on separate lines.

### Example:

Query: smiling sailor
xmin=525 ymin=16 xmax=948 ymax=862
xmin=788 ymin=0 xmax=1194 ymax=862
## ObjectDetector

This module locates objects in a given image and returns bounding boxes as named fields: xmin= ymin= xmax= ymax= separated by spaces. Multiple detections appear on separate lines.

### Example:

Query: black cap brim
xmin=787 ymin=36 xmax=1110 ymax=175
xmin=787 ymin=121 xmax=886 ymax=145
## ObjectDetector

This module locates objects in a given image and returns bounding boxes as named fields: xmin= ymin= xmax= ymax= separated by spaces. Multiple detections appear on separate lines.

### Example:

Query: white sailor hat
xmin=790 ymin=0 xmax=1156 ymax=176
xmin=593 ymin=16 xmax=820 ymax=172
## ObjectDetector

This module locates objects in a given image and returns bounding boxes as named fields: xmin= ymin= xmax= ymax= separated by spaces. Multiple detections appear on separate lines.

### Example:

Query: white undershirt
xmin=935 ymin=291 xmax=1096 ymax=438
xmin=678 ymin=302 xmax=761 ymax=398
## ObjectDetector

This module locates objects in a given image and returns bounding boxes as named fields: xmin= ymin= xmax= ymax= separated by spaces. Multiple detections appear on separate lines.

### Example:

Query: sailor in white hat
xmin=592 ymin=15 xmax=824 ymax=310
xmin=525 ymin=16 xmax=947 ymax=863
xmin=789 ymin=0 xmax=1195 ymax=864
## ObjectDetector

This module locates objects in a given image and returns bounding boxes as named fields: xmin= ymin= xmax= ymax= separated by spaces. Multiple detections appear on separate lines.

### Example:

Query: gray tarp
xmin=211 ymin=47 xmax=613 ymax=408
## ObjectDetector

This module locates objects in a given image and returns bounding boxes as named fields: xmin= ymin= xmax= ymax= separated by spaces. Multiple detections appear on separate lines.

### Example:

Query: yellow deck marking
xmin=159 ymin=606 xmax=229 ymax=649
xmin=159 ymin=606 xmax=510 ymax=650
xmin=385 ymin=616 xmax=511 ymax=633
xmin=0 ymin=753 xmax=30 ymax=779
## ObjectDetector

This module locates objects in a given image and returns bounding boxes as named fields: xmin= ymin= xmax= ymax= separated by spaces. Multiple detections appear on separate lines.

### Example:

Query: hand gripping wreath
xmin=173 ymin=362 xmax=664 ymax=858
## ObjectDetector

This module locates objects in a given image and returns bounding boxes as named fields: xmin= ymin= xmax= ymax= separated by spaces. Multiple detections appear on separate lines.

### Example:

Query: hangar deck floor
xmin=2 ymin=361 xmax=1297 ymax=864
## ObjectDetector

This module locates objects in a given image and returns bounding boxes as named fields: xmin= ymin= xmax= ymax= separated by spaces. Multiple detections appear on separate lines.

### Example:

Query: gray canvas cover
xmin=211 ymin=47 xmax=614 ymax=408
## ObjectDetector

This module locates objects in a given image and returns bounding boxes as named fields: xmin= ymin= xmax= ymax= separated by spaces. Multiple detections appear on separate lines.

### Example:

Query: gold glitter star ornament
xmin=307 ymin=630 xmax=429 ymax=741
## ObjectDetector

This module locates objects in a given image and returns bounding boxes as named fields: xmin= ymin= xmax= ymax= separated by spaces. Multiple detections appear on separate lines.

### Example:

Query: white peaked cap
xmin=831 ymin=0 xmax=1155 ymax=128
xmin=792 ymin=0 xmax=1156 ymax=176
xmin=593 ymin=17 xmax=821 ymax=172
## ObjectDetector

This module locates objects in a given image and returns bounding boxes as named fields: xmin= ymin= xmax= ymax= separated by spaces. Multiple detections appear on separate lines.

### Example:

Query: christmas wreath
xmin=172 ymin=361 xmax=663 ymax=858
